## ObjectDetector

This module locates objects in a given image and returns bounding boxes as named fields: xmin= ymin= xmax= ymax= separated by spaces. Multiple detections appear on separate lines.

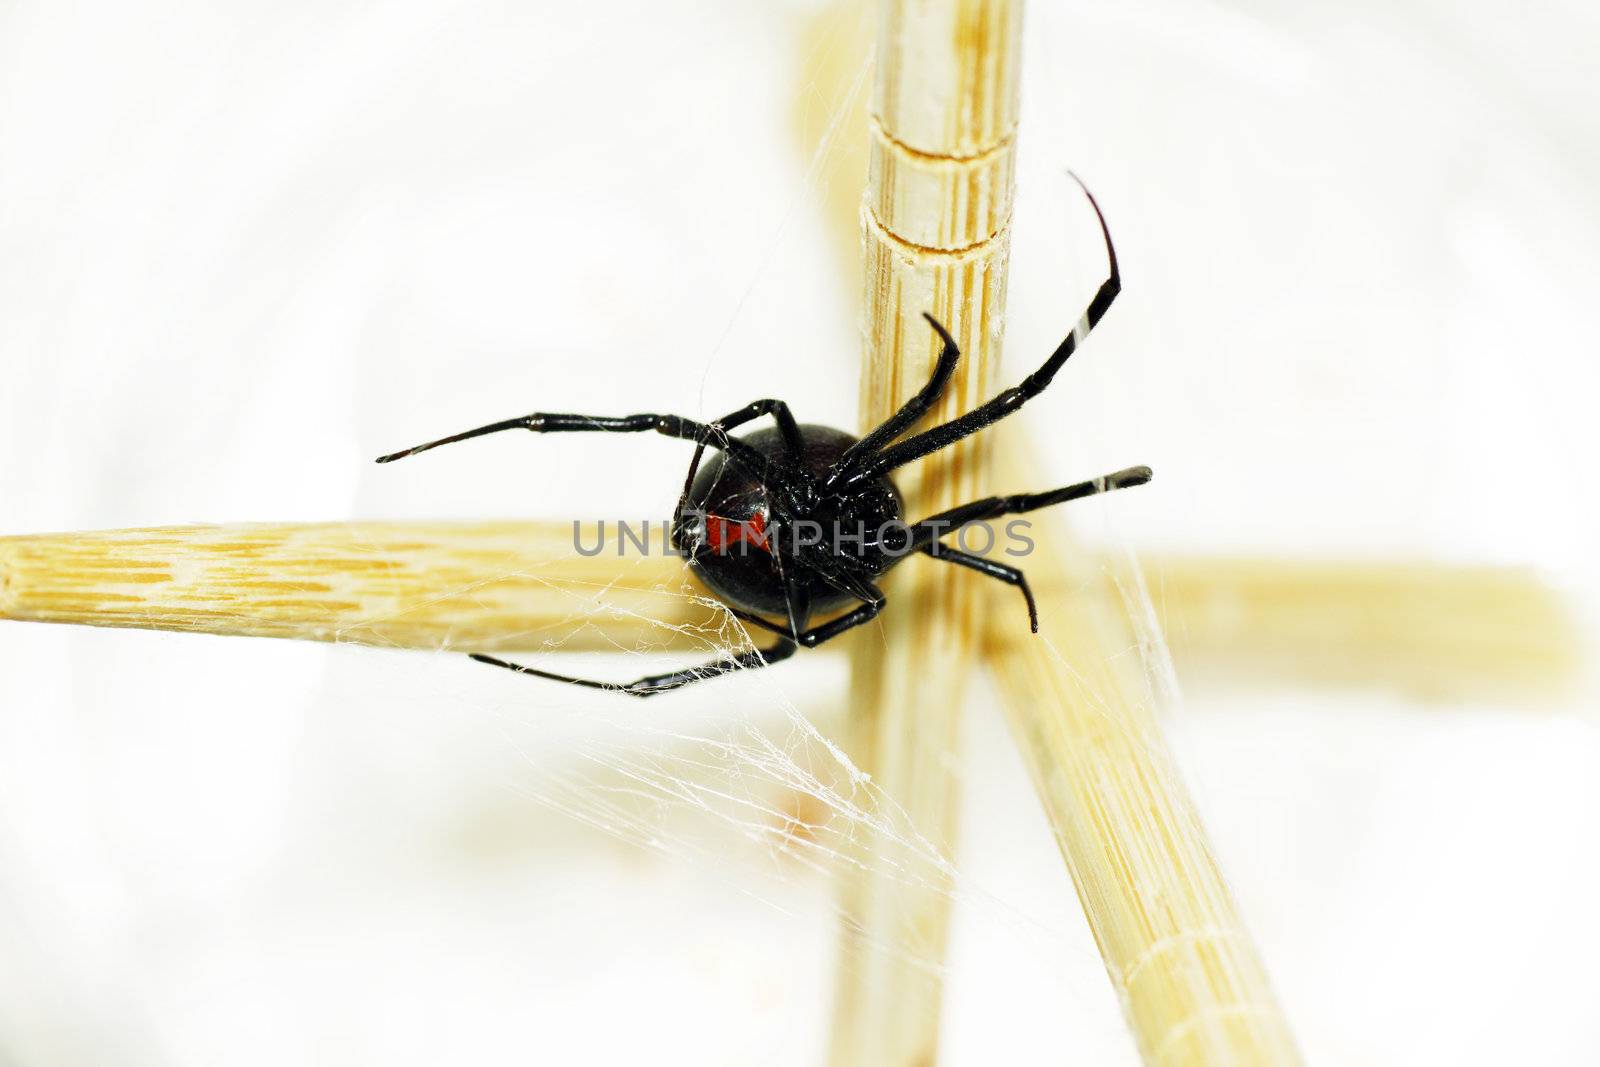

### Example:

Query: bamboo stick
xmin=829 ymin=2 xmax=1022 ymax=1064
xmin=2 ymin=523 xmax=1577 ymax=701
xmin=1103 ymin=555 xmax=1582 ymax=702
xmin=0 ymin=522 xmax=715 ymax=654
xmin=799 ymin=3 xmax=1302 ymax=1063
xmin=1 ymin=523 xmax=1575 ymax=705
xmin=988 ymin=442 xmax=1304 ymax=1066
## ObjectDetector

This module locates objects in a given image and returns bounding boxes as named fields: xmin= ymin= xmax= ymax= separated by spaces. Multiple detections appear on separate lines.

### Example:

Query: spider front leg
xmin=828 ymin=313 xmax=960 ymax=482
xmin=712 ymin=399 xmax=804 ymax=454
xmin=838 ymin=173 xmax=1123 ymax=487
xmin=375 ymin=409 xmax=770 ymax=477
xmin=677 ymin=398 xmax=804 ymax=514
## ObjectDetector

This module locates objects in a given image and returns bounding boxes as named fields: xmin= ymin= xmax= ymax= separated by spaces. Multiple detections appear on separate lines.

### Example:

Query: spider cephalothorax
xmin=376 ymin=176 xmax=1149 ymax=696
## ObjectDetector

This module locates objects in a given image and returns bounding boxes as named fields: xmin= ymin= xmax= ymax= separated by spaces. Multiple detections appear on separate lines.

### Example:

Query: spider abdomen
xmin=674 ymin=424 xmax=903 ymax=617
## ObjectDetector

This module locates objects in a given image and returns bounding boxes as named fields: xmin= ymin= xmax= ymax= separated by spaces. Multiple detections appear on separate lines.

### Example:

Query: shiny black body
xmin=375 ymin=175 xmax=1152 ymax=696
xmin=673 ymin=424 xmax=903 ymax=616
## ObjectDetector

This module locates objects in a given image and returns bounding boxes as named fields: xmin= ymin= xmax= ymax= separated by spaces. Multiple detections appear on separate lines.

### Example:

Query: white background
xmin=2 ymin=1 xmax=1597 ymax=1064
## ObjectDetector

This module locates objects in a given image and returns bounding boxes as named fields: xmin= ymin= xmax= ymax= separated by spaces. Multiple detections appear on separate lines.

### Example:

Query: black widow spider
xmin=375 ymin=177 xmax=1150 ymax=696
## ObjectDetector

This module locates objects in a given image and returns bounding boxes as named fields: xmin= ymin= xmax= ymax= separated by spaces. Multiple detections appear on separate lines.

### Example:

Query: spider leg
xmin=471 ymin=559 xmax=816 ymax=697
xmin=375 ymin=410 xmax=770 ymax=476
xmin=713 ymin=399 xmax=804 ymax=454
xmin=726 ymin=608 xmax=797 ymax=640
xmin=730 ymin=595 xmax=886 ymax=648
xmin=918 ymin=542 xmax=1038 ymax=632
xmin=839 ymin=173 xmax=1121 ymax=487
xmin=781 ymin=549 xmax=888 ymax=647
xmin=723 ymin=565 xmax=811 ymax=642
xmin=827 ymin=313 xmax=960 ymax=483
xmin=729 ymin=543 xmax=885 ymax=649
xmin=769 ymin=544 xmax=812 ymax=639
xmin=905 ymin=465 xmax=1152 ymax=553
xmin=677 ymin=398 xmax=805 ymax=515
xmin=470 ymin=638 xmax=798 ymax=698
xmin=792 ymin=587 xmax=885 ymax=648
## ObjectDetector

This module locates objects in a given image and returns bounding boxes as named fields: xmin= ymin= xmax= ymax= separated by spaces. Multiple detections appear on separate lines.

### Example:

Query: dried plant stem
xmin=0 ymin=522 xmax=714 ymax=655
xmin=801 ymin=2 xmax=1302 ymax=1062
xmin=1098 ymin=554 xmax=1581 ymax=702
xmin=2 ymin=525 xmax=1576 ymax=701
xmin=829 ymin=2 xmax=1022 ymax=1065
xmin=988 ymin=442 xmax=1304 ymax=1067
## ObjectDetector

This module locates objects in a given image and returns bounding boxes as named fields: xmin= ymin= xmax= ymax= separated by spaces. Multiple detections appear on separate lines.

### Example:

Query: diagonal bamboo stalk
xmin=989 ymin=442 xmax=1305 ymax=1066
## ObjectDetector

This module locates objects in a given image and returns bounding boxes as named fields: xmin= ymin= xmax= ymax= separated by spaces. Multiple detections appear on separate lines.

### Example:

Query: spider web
xmin=325 ymin=521 xmax=1167 ymax=1067
xmin=0 ymin=5 xmax=1179 ymax=1065
xmin=306 ymin=11 xmax=1174 ymax=1061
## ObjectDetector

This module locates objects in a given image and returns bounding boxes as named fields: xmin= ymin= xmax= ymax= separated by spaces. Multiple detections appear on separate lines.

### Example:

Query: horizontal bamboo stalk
xmin=1120 ymin=554 xmax=1582 ymax=701
xmin=0 ymin=522 xmax=717 ymax=654
xmin=0 ymin=523 xmax=1579 ymax=699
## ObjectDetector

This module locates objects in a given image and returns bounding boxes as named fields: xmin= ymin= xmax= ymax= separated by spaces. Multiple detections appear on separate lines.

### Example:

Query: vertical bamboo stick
xmin=989 ymin=443 xmax=1305 ymax=1066
xmin=803 ymin=2 xmax=1303 ymax=1061
xmin=830 ymin=2 xmax=1022 ymax=1064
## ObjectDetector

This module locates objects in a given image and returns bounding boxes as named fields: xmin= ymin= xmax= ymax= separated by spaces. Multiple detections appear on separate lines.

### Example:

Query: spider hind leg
xmin=470 ymin=640 xmax=797 ymax=698
xmin=731 ymin=596 xmax=887 ymax=650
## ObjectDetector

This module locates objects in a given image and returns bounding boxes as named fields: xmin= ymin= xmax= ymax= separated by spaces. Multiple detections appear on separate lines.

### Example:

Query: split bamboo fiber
xmin=830 ymin=2 xmax=1021 ymax=1065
